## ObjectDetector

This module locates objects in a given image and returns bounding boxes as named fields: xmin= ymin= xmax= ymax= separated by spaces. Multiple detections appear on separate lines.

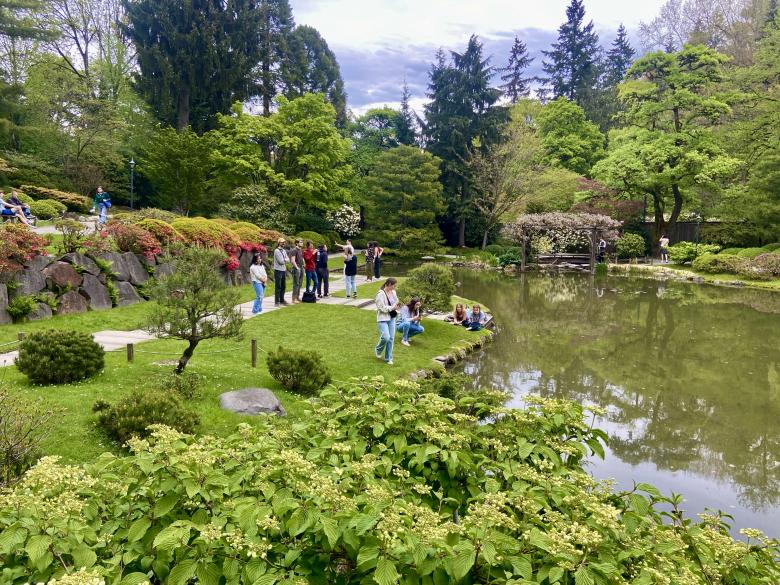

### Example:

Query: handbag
xmin=384 ymin=290 xmax=398 ymax=318
xmin=302 ymin=290 xmax=317 ymax=303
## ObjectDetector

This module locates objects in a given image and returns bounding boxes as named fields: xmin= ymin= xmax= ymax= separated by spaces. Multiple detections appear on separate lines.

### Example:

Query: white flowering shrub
xmin=0 ymin=377 xmax=778 ymax=584
xmin=503 ymin=212 xmax=623 ymax=254
xmin=326 ymin=204 xmax=361 ymax=237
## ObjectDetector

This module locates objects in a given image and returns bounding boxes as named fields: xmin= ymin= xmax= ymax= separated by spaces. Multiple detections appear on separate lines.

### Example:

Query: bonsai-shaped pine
xmin=145 ymin=247 xmax=243 ymax=374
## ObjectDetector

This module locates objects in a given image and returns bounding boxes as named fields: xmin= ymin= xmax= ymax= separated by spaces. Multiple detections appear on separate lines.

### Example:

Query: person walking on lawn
xmin=250 ymin=253 xmax=268 ymax=314
xmin=344 ymin=251 xmax=358 ymax=298
xmin=273 ymin=238 xmax=289 ymax=307
xmin=92 ymin=186 xmax=111 ymax=226
xmin=316 ymin=243 xmax=329 ymax=297
xmin=290 ymin=239 xmax=304 ymax=303
xmin=375 ymin=277 xmax=401 ymax=365
xmin=303 ymin=240 xmax=318 ymax=294
xmin=397 ymin=297 xmax=424 ymax=346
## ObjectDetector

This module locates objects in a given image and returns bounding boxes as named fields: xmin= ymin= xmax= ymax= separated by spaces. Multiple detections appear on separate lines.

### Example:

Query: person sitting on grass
xmin=451 ymin=303 xmax=470 ymax=327
xmin=466 ymin=304 xmax=489 ymax=331
xmin=396 ymin=297 xmax=424 ymax=346
xmin=0 ymin=192 xmax=30 ymax=225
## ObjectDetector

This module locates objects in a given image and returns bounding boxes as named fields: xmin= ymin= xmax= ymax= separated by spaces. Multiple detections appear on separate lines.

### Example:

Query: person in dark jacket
xmin=344 ymin=253 xmax=358 ymax=298
xmin=316 ymin=244 xmax=329 ymax=297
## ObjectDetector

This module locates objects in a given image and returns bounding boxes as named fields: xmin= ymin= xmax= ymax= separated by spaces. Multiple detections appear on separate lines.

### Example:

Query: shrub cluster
xmin=134 ymin=218 xmax=183 ymax=245
xmin=104 ymin=222 xmax=162 ymax=258
xmin=397 ymin=263 xmax=455 ymax=312
xmin=615 ymin=232 xmax=646 ymax=259
xmin=171 ymin=217 xmax=241 ymax=252
xmin=1 ymin=377 xmax=778 ymax=584
xmin=15 ymin=330 xmax=104 ymax=385
xmin=93 ymin=390 xmax=199 ymax=444
xmin=693 ymin=252 xmax=780 ymax=280
xmin=28 ymin=199 xmax=65 ymax=220
xmin=0 ymin=223 xmax=48 ymax=275
xmin=668 ymin=241 xmax=720 ymax=264
xmin=153 ymin=370 xmax=204 ymax=401
xmin=266 ymin=346 xmax=332 ymax=395
xmin=20 ymin=185 xmax=90 ymax=212
xmin=296 ymin=230 xmax=327 ymax=247
xmin=6 ymin=295 xmax=38 ymax=322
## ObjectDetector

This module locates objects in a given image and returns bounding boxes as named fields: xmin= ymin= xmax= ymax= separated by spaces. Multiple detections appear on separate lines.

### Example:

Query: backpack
xmin=302 ymin=290 xmax=317 ymax=303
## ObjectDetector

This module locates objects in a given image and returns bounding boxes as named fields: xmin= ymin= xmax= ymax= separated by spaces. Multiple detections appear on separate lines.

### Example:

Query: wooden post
xmin=251 ymin=339 xmax=257 ymax=368
xmin=17 ymin=332 xmax=25 ymax=342
xmin=520 ymin=235 xmax=527 ymax=272
xmin=126 ymin=343 xmax=134 ymax=363
xmin=590 ymin=228 xmax=597 ymax=274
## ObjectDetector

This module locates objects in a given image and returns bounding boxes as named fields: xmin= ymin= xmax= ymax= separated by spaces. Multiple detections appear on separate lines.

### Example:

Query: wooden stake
xmin=251 ymin=339 xmax=257 ymax=368
xmin=127 ymin=343 xmax=134 ymax=363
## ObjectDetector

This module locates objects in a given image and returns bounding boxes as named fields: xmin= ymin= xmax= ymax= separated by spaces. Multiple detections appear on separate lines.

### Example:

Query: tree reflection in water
xmin=454 ymin=270 xmax=780 ymax=520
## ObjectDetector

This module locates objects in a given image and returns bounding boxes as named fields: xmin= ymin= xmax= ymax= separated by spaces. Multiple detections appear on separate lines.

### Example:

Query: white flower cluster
xmin=46 ymin=568 xmax=108 ymax=585
xmin=326 ymin=204 xmax=361 ymax=237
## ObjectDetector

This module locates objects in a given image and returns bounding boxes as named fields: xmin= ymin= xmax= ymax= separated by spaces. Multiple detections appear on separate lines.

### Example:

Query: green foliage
xmin=692 ymin=253 xmax=746 ymax=274
xmin=498 ymin=248 xmax=523 ymax=267
xmin=537 ymin=97 xmax=605 ymax=175
xmin=20 ymin=185 xmax=89 ymax=212
xmin=266 ymin=346 xmax=332 ymax=396
xmin=15 ymin=330 xmax=104 ymax=385
xmin=218 ymin=184 xmax=292 ymax=233
xmin=737 ymin=247 xmax=766 ymax=258
xmin=669 ymin=242 xmax=721 ymax=264
xmin=94 ymin=390 xmax=199 ymax=444
xmin=153 ymin=371 xmax=204 ymax=401
xmin=595 ymin=262 xmax=608 ymax=277
xmin=27 ymin=200 xmax=56 ymax=220
xmin=170 ymin=218 xmax=240 ymax=251
xmin=295 ymin=231 xmax=326 ymax=247
xmin=54 ymin=219 xmax=87 ymax=253
xmin=2 ymin=378 xmax=778 ymax=584
xmin=6 ymin=295 xmax=37 ymax=322
xmin=615 ymin=232 xmax=646 ymax=259
xmin=105 ymin=280 xmax=119 ymax=306
xmin=397 ymin=263 xmax=455 ymax=312
xmin=762 ymin=243 xmax=780 ymax=251
xmin=134 ymin=218 xmax=183 ymax=245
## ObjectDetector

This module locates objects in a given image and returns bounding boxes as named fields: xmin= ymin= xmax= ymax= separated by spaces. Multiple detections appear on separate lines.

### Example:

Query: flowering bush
xmin=753 ymin=253 xmax=780 ymax=277
xmin=134 ymin=218 xmax=184 ymax=246
xmin=103 ymin=222 xmax=162 ymax=259
xmin=327 ymin=203 xmax=361 ymax=237
xmin=171 ymin=218 xmax=241 ymax=253
xmin=503 ymin=212 xmax=622 ymax=254
xmin=223 ymin=255 xmax=240 ymax=271
xmin=80 ymin=232 xmax=116 ymax=255
xmin=231 ymin=222 xmax=269 ymax=253
xmin=0 ymin=377 xmax=777 ymax=584
xmin=0 ymin=223 xmax=48 ymax=275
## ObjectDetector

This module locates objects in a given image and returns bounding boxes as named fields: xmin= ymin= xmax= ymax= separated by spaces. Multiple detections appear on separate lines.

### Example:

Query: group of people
xmin=374 ymin=278 xmax=425 ymax=365
xmin=0 ymin=190 xmax=33 ymax=225
xmin=450 ymin=303 xmax=489 ymax=331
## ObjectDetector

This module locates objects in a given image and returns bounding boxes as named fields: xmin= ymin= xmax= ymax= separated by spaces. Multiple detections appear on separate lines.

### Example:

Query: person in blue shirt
xmin=466 ymin=304 xmax=489 ymax=331
xmin=316 ymin=244 xmax=329 ymax=297
xmin=396 ymin=297 xmax=424 ymax=346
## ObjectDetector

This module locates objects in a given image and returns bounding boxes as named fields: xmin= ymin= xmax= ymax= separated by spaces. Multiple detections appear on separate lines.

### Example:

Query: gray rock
xmin=155 ymin=262 xmax=174 ymax=278
xmin=24 ymin=255 xmax=52 ymax=272
xmin=138 ymin=253 xmax=155 ymax=267
xmin=61 ymin=252 xmax=100 ymax=276
xmin=116 ymin=281 xmax=142 ymax=306
xmin=123 ymin=252 xmax=149 ymax=285
xmin=95 ymin=252 xmax=130 ymax=281
xmin=43 ymin=261 xmax=83 ymax=290
xmin=28 ymin=302 xmax=52 ymax=321
xmin=56 ymin=290 xmax=88 ymax=315
xmin=0 ymin=284 xmax=11 ymax=325
xmin=10 ymin=268 xmax=46 ymax=298
xmin=219 ymin=388 xmax=286 ymax=416
xmin=80 ymin=274 xmax=112 ymax=310
xmin=239 ymin=250 xmax=253 ymax=282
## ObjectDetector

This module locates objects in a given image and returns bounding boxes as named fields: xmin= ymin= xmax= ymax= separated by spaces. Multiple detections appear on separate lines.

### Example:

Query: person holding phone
xmin=374 ymin=277 xmax=400 ymax=365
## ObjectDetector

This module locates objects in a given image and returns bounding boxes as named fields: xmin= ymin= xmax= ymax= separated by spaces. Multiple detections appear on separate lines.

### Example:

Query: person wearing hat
xmin=273 ymin=238 xmax=289 ymax=306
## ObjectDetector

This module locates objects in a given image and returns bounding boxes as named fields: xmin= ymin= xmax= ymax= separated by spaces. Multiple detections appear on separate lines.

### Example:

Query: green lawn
xmin=661 ymin=264 xmax=780 ymax=291
xmin=3 ymin=302 xmax=490 ymax=464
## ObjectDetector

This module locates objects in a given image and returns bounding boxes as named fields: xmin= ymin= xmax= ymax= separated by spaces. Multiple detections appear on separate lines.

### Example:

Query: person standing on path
xmin=273 ymin=238 xmax=289 ymax=307
xmin=344 ymin=252 xmax=358 ymax=298
xmin=316 ymin=243 xmax=329 ymax=297
xmin=303 ymin=240 xmax=318 ymax=294
xmin=290 ymin=239 xmax=304 ymax=303
xmin=375 ymin=277 xmax=401 ymax=365
xmin=92 ymin=186 xmax=111 ymax=227
xmin=374 ymin=242 xmax=384 ymax=279
xmin=659 ymin=234 xmax=670 ymax=264
xmin=597 ymin=238 xmax=607 ymax=263
xmin=365 ymin=242 xmax=375 ymax=282
xmin=250 ymin=254 xmax=268 ymax=314
xmin=396 ymin=297 xmax=424 ymax=346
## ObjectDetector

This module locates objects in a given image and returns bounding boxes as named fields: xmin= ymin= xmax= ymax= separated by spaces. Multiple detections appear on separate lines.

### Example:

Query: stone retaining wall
xmin=407 ymin=327 xmax=497 ymax=382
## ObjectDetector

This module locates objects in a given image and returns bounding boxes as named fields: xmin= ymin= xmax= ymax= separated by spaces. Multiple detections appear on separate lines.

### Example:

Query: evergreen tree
xmin=124 ymin=0 xmax=263 ymax=133
xmin=768 ymin=0 xmax=778 ymax=28
xmin=255 ymin=0 xmax=294 ymax=116
xmin=499 ymin=37 xmax=534 ymax=102
xmin=395 ymin=80 xmax=417 ymax=146
xmin=604 ymin=24 xmax=636 ymax=86
xmin=541 ymin=0 xmax=600 ymax=103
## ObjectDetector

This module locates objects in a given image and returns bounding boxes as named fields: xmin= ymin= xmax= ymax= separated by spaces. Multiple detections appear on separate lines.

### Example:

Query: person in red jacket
xmin=303 ymin=240 xmax=319 ymax=294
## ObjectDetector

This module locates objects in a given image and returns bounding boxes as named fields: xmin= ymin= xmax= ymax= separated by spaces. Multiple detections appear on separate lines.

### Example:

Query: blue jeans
xmin=396 ymin=319 xmax=424 ymax=342
xmin=344 ymin=274 xmax=356 ymax=297
xmin=375 ymin=318 xmax=396 ymax=362
xmin=305 ymin=269 xmax=318 ymax=292
xmin=98 ymin=202 xmax=108 ymax=224
xmin=252 ymin=281 xmax=265 ymax=313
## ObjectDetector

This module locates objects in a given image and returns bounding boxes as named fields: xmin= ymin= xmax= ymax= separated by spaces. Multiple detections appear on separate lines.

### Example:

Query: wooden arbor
xmin=502 ymin=212 xmax=623 ymax=273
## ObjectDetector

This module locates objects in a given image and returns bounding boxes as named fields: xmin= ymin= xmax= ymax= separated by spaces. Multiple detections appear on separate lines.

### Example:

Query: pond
xmin=450 ymin=268 xmax=780 ymax=537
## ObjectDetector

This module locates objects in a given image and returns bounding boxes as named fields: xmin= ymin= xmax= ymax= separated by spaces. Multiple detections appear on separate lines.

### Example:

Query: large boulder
xmin=218 ymin=388 xmax=286 ymax=416
xmin=24 ymin=255 xmax=52 ymax=272
xmin=95 ymin=252 xmax=130 ymax=281
xmin=43 ymin=261 xmax=83 ymax=290
xmin=56 ymin=290 xmax=88 ymax=315
xmin=239 ymin=250 xmax=253 ymax=281
xmin=116 ymin=281 xmax=142 ymax=306
xmin=0 ymin=284 xmax=11 ymax=325
xmin=61 ymin=252 xmax=100 ymax=276
xmin=28 ymin=302 xmax=52 ymax=321
xmin=80 ymin=273 xmax=112 ymax=310
xmin=10 ymin=268 xmax=46 ymax=298
xmin=122 ymin=252 xmax=149 ymax=286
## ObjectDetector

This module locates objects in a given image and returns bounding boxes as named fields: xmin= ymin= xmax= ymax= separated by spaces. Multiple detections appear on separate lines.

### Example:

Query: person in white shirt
xmin=0 ymin=193 xmax=30 ymax=225
xmin=250 ymin=254 xmax=268 ymax=314
xmin=374 ymin=277 xmax=401 ymax=365
xmin=659 ymin=234 xmax=670 ymax=263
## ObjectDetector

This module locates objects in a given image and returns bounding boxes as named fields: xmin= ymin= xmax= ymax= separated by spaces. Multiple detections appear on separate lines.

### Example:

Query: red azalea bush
xmin=257 ymin=228 xmax=288 ymax=246
xmin=0 ymin=223 xmax=49 ymax=275
xmin=135 ymin=218 xmax=184 ymax=245
xmin=171 ymin=218 xmax=241 ymax=252
xmin=223 ymin=256 xmax=240 ymax=271
xmin=104 ymin=222 xmax=161 ymax=259
xmin=232 ymin=222 xmax=268 ymax=253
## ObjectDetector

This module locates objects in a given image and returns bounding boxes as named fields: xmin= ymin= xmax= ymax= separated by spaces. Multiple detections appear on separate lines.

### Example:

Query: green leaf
xmin=197 ymin=562 xmax=222 ymax=585
xmin=168 ymin=559 xmax=197 ymax=585
xmin=252 ymin=574 xmax=278 ymax=585
xmin=575 ymin=566 xmax=595 ymax=585
xmin=635 ymin=483 xmax=662 ymax=498
xmin=510 ymin=555 xmax=533 ymax=580
xmin=450 ymin=544 xmax=476 ymax=581
xmin=25 ymin=534 xmax=52 ymax=564
xmin=374 ymin=557 xmax=400 ymax=585
xmin=516 ymin=440 xmax=534 ymax=459
xmin=119 ymin=572 xmax=151 ymax=585
xmin=152 ymin=524 xmax=190 ymax=554
xmin=528 ymin=529 xmax=554 ymax=553
xmin=549 ymin=566 xmax=564 ymax=583
xmin=319 ymin=516 xmax=339 ymax=548
xmin=0 ymin=525 xmax=27 ymax=554
xmin=243 ymin=558 xmax=266 ymax=583
xmin=586 ymin=437 xmax=605 ymax=459
xmin=153 ymin=492 xmax=179 ymax=518
xmin=480 ymin=540 xmax=497 ymax=565
xmin=127 ymin=517 xmax=152 ymax=543
xmin=71 ymin=544 xmax=97 ymax=569
xmin=372 ymin=422 xmax=385 ymax=438
xmin=357 ymin=545 xmax=379 ymax=570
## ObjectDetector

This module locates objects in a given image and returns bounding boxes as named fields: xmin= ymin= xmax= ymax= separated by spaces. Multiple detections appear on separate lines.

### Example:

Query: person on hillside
xmin=396 ymin=297 xmax=424 ymax=346
xmin=92 ymin=186 xmax=111 ymax=227
xmin=273 ymin=238 xmax=289 ymax=307
xmin=316 ymin=243 xmax=330 ymax=297
xmin=374 ymin=242 xmax=384 ymax=279
xmin=451 ymin=303 xmax=470 ymax=327
xmin=250 ymin=253 xmax=268 ymax=314
xmin=659 ymin=234 xmax=670 ymax=264
xmin=597 ymin=237 xmax=607 ymax=263
xmin=7 ymin=191 xmax=30 ymax=215
xmin=344 ymin=252 xmax=358 ymax=298
xmin=375 ymin=277 xmax=401 ymax=365
xmin=466 ymin=304 xmax=489 ymax=331
xmin=0 ymin=192 xmax=30 ymax=225
xmin=365 ymin=242 xmax=375 ymax=282
xmin=303 ymin=240 xmax=318 ymax=295
xmin=290 ymin=239 xmax=304 ymax=303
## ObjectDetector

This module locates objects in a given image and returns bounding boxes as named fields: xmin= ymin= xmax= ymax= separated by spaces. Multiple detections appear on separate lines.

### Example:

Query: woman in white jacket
xmin=374 ymin=277 xmax=401 ymax=365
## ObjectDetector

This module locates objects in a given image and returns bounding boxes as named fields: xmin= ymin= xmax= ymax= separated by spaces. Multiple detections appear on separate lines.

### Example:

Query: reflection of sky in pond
xmin=453 ymin=269 xmax=780 ymax=538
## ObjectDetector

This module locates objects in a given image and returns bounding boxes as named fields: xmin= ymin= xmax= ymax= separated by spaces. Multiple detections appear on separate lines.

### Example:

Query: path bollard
xmin=127 ymin=343 xmax=134 ymax=363
xmin=251 ymin=339 xmax=257 ymax=368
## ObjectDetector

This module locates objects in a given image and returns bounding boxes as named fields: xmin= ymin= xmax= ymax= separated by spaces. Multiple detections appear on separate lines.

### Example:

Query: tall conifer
xmin=395 ymin=80 xmax=417 ymax=146
xmin=499 ymin=37 xmax=534 ymax=102
xmin=604 ymin=24 xmax=636 ymax=86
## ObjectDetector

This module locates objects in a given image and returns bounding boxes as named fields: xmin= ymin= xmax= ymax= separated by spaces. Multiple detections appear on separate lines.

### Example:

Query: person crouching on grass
xmin=375 ymin=277 xmax=401 ymax=365
xmin=396 ymin=296 xmax=424 ymax=346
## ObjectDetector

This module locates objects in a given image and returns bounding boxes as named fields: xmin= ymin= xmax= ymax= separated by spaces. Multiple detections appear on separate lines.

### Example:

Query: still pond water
xmin=450 ymin=269 xmax=780 ymax=537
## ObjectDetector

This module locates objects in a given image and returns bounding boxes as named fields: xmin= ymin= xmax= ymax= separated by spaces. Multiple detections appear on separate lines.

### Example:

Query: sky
xmin=291 ymin=0 xmax=668 ymax=114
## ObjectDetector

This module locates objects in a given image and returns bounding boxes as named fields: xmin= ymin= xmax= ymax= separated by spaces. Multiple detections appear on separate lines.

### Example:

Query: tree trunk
xmin=175 ymin=339 xmax=199 ymax=374
xmin=652 ymin=191 xmax=664 ymax=253
xmin=481 ymin=228 xmax=489 ymax=250
xmin=176 ymin=86 xmax=190 ymax=131
xmin=669 ymin=183 xmax=683 ymax=239
xmin=458 ymin=217 xmax=466 ymax=248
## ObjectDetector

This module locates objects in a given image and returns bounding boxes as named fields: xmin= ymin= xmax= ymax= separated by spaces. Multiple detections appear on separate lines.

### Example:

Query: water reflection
xmin=453 ymin=270 xmax=780 ymax=536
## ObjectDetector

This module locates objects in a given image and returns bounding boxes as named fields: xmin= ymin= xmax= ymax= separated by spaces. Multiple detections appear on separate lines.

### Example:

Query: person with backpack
xmin=375 ymin=278 xmax=401 ymax=365
xmin=290 ymin=239 xmax=304 ymax=303
xmin=344 ymin=251 xmax=358 ymax=299
xmin=92 ymin=186 xmax=111 ymax=227
xmin=316 ymin=243 xmax=329 ymax=297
